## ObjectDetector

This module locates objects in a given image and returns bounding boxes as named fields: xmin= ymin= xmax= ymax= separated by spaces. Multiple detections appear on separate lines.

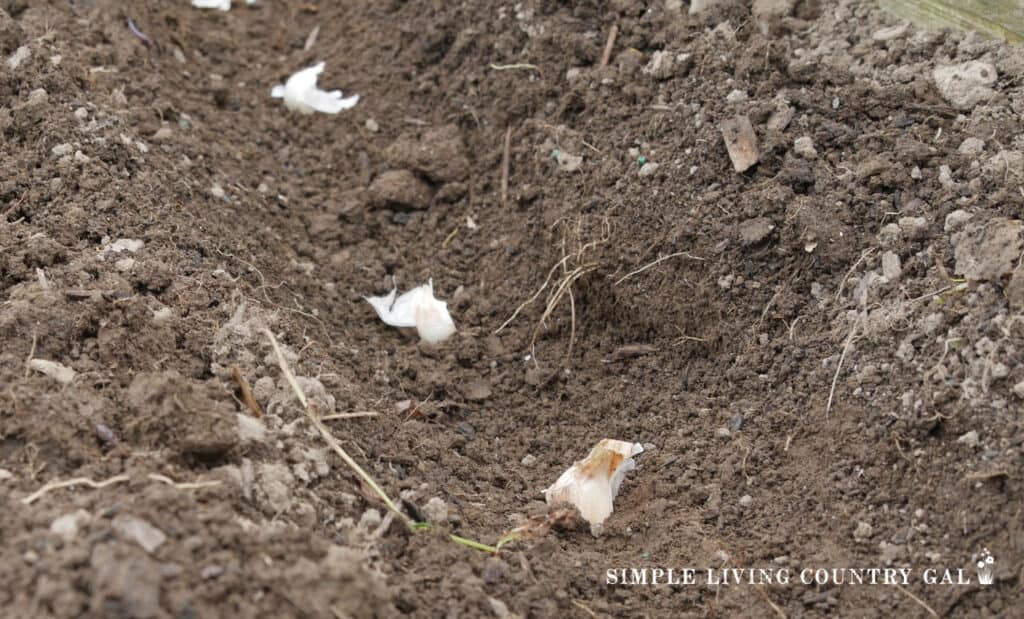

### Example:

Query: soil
xmin=1 ymin=0 xmax=1023 ymax=617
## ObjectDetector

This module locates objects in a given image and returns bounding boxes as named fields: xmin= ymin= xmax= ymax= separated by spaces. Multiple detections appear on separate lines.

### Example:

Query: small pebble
xmin=738 ymin=494 xmax=752 ymax=507
xmin=725 ymin=89 xmax=748 ymax=103
xmin=957 ymin=430 xmax=979 ymax=447
xmin=853 ymin=521 xmax=873 ymax=540
xmin=638 ymin=161 xmax=660 ymax=177
xmin=422 ymin=497 xmax=448 ymax=524
xmin=793 ymin=136 xmax=817 ymax=159
xmin=715 ymin=427 xmax=732 ymax=439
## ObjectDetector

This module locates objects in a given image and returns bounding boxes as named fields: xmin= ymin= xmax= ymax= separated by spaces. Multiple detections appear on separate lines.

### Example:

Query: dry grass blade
xmin=21 ymin=474 xmax=131 ymax=505
xmin=599 ymin=23 xmax=619 ymax=69
xmin=262 ymin=327 xmax=410 ymax=526
xmin=530 ymin=263 xmax=598 ymax=356
xmin=894 ymin=584 xmax=938 ymax=618
xmin=613 ymin=251 xmax=706 ymax=285
xmin=756 ymin=585 xmax=787 ymax=619
xmin=320 ymin=411 xmax=379 ymax=421
xmin=826 ymin=312 xmax=862 ymax=417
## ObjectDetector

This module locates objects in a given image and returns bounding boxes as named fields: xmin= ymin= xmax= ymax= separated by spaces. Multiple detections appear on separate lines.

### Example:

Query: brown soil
xmin=2 ymin=0 xmax=1022 ymax=617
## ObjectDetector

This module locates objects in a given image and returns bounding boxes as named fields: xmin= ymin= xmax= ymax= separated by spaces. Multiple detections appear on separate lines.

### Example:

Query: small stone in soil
xmin=793 ymin=136 xmax=817 ymax=159
xmin=957 ymin=430 xmax=979 ymax=447
xmin=112 ymin=515 xmax=167 ymax=554
xmin=422 ymin=497 xmax=449 ymax=524
xmin=853 ymin=521 xmax=873 ymax=540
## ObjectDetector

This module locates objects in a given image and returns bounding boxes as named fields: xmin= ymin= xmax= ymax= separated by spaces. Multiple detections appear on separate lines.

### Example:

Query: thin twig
xmin=614 ymin=251 xmax=705 ymax=285
xmin=21 ymin=474 xmax=131 ymax=505
xmin=147 ymin=473 xmax=222 ymax=490
xmin=320 ymin=411 xmax=379 ymax=421
xmin=501 ymin=126 xmax=512 ymax=209
xmin=826 ymin=312 xmax=862 ymax=417
xmin=894 ymin=584 xmax=938 ymax=618
xmin=231 ymin=366 xmax=263 ymax=417
xmin=755 ymin=586 xmax=787 ymax=619
xmin=599 ymin=23 xmax=619 ymax=69
xmin=263 ymin=328 xmax=410 ymax=526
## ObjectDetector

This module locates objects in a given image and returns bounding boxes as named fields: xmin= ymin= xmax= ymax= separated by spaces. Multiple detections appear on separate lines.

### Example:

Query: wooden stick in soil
xmin=231 ymin=366 xmax=263 ymax=417
xmin=599 ymin=23 xmax=619 ymax=69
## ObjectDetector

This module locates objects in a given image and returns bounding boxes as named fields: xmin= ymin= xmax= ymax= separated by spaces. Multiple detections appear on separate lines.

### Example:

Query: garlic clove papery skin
xmin=543 ymin=439 xmax=643 ymax=535
xmin=365 ymin=281 xmax=456 ymax=344
xmin=270 ymin=62 xmax=359 ymax=115
xmin=192 ymin=0 xmax=231 ymax=10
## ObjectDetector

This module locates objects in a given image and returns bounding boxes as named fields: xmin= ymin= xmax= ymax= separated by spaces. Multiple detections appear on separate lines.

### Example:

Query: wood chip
xmin=721 ymin=114 xmax=760 ymax=172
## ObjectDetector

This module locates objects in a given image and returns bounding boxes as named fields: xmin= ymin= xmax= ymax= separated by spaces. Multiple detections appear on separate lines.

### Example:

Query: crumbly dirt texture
xmin=2 ymin=0 xmax=1023 ymax=617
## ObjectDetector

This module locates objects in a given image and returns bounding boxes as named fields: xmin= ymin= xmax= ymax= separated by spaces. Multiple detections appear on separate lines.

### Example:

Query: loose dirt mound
xmin=1 ymin=0 xmax=1021 ymax=616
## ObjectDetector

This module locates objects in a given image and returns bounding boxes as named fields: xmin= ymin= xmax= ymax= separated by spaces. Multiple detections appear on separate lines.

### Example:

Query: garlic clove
xmin=271 ymin=62 xmax=359 ymax=115
xmin=192 ymin=0 xmax=231 ymax=10
xmin=543 ymin=439 xmax=643 ymax=535
xmin=365 ymin=280 xmax=456 ymax=344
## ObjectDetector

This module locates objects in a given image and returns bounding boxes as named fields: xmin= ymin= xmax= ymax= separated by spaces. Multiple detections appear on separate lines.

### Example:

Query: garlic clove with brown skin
xmin=543 ymin=439 xmax=643 ymax=535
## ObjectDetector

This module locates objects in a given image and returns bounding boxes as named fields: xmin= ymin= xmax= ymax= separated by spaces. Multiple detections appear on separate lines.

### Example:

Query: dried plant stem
xmin=599 ymin=24 xmax=619 ymax=68
xmin=21 ymin=474 xmax=131 ymax=505
xmin=489 ymin=63 xmax=540 ymax=72
xmin=530 ymin=264 xmax=598 ymax=354
xmin=147 ymin=473 xmax=221 ymax=490
xmin=320 ymin=411 xmax=379 ymax=421
xmin=494 ymin=254 xmax=573 ymax=334
xmin=613 ymin=251 xmax=705 ymax=285
xmin=835 ymin=248 xmax=875 ymax=302
xmin=501 ymin=126 xmax=512 ymax=209
xmin=231 ymin=366 xmax=263 ymax=417
xmin=262 ymin=327 xmax=410 ymax=526
xmin=826 ymin=312 xmax=862 ymax=417
xmin=895 ymin=584 xmax=938 ymax=618
xmin=24 ymin=329 xmax=37 ymax=378
xmin=756 ymin=586 xmax=787 ymax=619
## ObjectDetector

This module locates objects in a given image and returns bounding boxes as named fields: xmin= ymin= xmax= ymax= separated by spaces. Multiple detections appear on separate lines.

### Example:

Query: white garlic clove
xmin=270 ymin=62 xmax=359 ymax=115
xmin=192 ymin=0 xmax=231 ymax=11
xmin=543 ymin=439 xmax=643 ymax=535
xmin=365 ymin=280 xmax=456 ymax=344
